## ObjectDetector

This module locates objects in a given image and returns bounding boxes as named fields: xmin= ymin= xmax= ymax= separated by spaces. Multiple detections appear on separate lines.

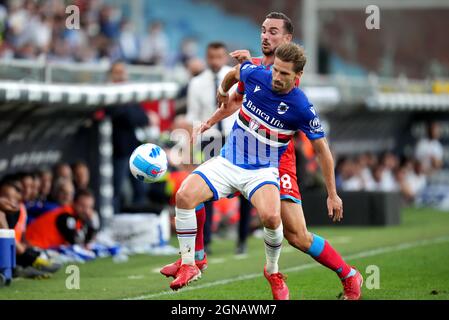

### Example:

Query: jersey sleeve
xmin=237 ymin=81 xmax=245 ymax=95
xmin=296 ymin=104 xmax=325 ymax=140
xmin=239 ymin=60 xmax=259 ymax=84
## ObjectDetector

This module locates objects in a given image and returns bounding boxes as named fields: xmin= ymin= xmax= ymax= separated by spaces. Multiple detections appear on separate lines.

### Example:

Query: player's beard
xmin=262 ymin=41 xmax=275 ymax=56
xmin=262 ymin=47 xmax=275 ymax=56
xmin=272 ymin=80 xmax=284 ymax=92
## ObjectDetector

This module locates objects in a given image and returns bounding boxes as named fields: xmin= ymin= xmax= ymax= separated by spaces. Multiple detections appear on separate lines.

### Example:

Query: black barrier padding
xmin=301 ymin=191 xmax=402 ymax=226
xmin=0 ymin=103 xmax=102 ymax=214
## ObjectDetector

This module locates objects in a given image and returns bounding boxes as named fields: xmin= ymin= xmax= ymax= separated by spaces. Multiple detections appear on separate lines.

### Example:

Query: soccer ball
xmin=129 ymin=143 xmax=168 ymax=183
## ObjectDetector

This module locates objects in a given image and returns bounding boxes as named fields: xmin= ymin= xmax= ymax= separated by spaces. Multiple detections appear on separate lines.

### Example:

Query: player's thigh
xmin=176 ymin=173 xmax=214 ymax=208
xmin=250 ymin=184 xmax=281 ymax=228
xmin=192 ymin=157 xmax=238 ymax=200
xmin=281 ymin=200 xmax=308 ymax=237
xmin=279 ymin=171 xmax=302 ymax=203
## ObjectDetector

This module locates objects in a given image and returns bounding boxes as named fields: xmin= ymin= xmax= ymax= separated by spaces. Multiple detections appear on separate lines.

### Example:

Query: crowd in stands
xmin=0 ymin=161 xmax=100 ymax=279
xmin=1 ymin=0 xmax=448 ymax=79
xmin=335 ymin=122 xmax=445 ymax=204
xmin=0 ymin=0 xmax=173 ymax=66
xmin=210 ymin=0 xmax=449 ymax=78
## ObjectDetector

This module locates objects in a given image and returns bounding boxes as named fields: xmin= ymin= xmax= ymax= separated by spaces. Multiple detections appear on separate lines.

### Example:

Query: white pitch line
xmin=327 ymin=236 xmax=352 ymax=244
xmin=151 ymin=267 xmax=163 ymax=274
xmin=209 ymin=258 xmax=226 ymax=264
xmin=124 ymin=235 xmax=449 ymax=300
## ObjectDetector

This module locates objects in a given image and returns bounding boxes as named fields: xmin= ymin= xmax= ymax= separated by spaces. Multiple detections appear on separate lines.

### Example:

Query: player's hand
xmin=0 ymin=197 xmax=19 ymax=212
xmin=230 ymin=50 xmax=252 ymax=63
xmin=191 ymin=122 xmax=211 ymax=144
xmin=327 ymin=194 xmax=343 ymax=222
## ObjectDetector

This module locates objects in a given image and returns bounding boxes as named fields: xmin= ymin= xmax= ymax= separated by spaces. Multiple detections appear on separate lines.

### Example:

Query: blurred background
xmin=0 ymin=0 xmax=448 ymax=285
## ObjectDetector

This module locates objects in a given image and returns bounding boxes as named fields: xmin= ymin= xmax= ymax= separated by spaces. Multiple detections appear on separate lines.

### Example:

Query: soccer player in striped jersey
xmin=162 ymin=12 xmax=363 ymax=300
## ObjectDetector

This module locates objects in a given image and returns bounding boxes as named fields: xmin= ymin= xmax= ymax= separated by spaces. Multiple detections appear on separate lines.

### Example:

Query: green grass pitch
xmin=2 ymin=207 xmax=449 ymax=300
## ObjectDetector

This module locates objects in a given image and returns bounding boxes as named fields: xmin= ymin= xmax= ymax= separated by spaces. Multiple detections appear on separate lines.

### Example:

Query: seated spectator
xmin=21 ymin=172 xmax=42 ymax=211
xmin=337 ymin=157 xmax=364 ymax=191
xmin=139 ymin=21 xmax=168 ymax=66
xmin=405 ymin=160 xmax=427 ymax=198
xmin=380 ymin=152 xmax=400 ymax=191
xmin=72 ymin=161 xmax=90 ymax=192
xmin=394 ymin=165 xmax=414 ymax=203
xmin=38 ymin=168 xmax=53 ymax=202
xmin=0 ymin=195 xmax=16 ymax=228
xmin=17 ymin=171 xmax=35 ymax=204
xmin=415 ymin=122 xmax=444 ymax=174
xmin=357 ymin=152 xmax=376 ymax=187
xmin=53 ymin=162 xmax=73 ymax=181
xmin=365 ymin=163 xmax=399 ymax=192
xmin=25 ymin=189 xmax=100 ymax=250
xmin=51 ymin=177 xmax=75 ymax=207
xmin=27 ymin=177 xmax=75 ymax=223
xmin=118 ymin=19 xmax=140 ymax=64
xmin=365 ymin=164 xmax=383 ymax=191
xmin=0 ymin=176 xmax=60 ymax=278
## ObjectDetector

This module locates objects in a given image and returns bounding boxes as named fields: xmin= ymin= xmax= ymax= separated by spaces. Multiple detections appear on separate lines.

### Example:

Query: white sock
xmin=264 ymin=224 xmax=283 ymax=274
xmin=175 ymin=207 xmax=197 ymax=265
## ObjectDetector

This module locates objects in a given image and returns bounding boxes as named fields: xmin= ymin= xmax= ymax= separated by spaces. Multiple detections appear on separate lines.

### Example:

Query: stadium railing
xmin=0 ymin=59 xmax=180 ymax=84
xmin=2 ymin=59 xmax=449 ymax=112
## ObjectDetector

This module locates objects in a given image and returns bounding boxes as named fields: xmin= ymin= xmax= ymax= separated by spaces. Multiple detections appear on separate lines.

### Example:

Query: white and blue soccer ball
xmin=129 ymin=143 xmax=168 ymax=183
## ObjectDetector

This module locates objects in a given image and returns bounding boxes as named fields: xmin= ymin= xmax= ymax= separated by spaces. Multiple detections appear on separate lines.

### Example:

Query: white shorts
xmin=192 ymin=156 xmax=280 ymax=201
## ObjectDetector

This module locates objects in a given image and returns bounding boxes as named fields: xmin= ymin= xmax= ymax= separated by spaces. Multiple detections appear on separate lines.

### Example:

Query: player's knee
xmin=176 ymin=188 xmax=195 ymax=209
xmin=260 ymin=212 xmax=281 ymax=229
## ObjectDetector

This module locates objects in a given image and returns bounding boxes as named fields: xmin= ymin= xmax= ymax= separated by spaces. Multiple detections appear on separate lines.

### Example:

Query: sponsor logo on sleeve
xmin=309 ymin=117 xmax=324 ymax=133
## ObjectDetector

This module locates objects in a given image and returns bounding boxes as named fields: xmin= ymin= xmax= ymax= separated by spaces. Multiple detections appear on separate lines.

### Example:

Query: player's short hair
xmin=207 ymin=42 xmax=227 ymax=51
xmin=74 ymin=189 xmax=94 ymax=202
xmin=275 ymin=43 xmax=307 ymax=73
xmin=266 ymin=12 xmax=294 ymax=35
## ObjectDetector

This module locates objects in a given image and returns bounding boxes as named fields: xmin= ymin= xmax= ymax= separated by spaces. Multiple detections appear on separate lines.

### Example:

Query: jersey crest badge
xmin=249 ymin=118 xmax=260 ymax=131
xmin=277 ymin=102 xmax=289 ymax=115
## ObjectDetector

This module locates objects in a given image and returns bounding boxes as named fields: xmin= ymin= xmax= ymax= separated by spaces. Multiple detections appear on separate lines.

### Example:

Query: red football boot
xmin=170 ymin=264 xmax=201 ymax=291
xmin=341 ymin=268 xmax=363 ymax=300
xmin=160 ymin=255 xmax=208 ymax=278
xmin=263 ymin=265 xmax=289 ymax=300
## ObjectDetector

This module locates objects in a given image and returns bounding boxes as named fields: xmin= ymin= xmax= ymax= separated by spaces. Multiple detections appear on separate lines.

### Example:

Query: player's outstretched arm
xmin=191 ymin=93 xmax=243 ymax=143
xmin=310 ymin=137 xmax=343 ymax=222
xmin=209 ymin=93 xmax=242 ymax=127
xmin=217 ymin=65 xmax=240 ymax=108
xmin=216 ymin=49 xmax=251 ymax=107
